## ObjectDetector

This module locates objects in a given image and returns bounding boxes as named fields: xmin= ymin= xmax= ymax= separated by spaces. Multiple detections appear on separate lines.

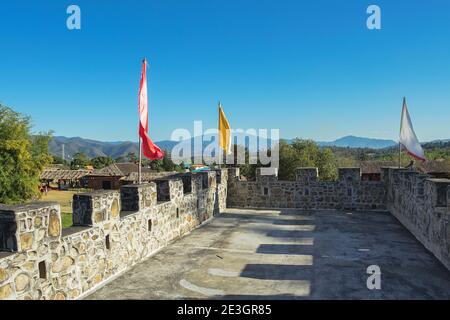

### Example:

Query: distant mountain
xmin=49 ymin=135 xmax=443 ymax=160
xmin=49 ymin=136 xmax=137 ymax=159
xmin=317 ymin=136 xmax=397 ymax=149
xmin=49 ymin=133 xmax=273 ymax=160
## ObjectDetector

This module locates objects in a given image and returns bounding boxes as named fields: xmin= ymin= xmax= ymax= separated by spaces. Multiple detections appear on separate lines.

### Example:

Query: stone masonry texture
xmin=0 ymin=166 xmax=449 ymax=300
xmin=0 ymin=170 xmax=226 ymax=300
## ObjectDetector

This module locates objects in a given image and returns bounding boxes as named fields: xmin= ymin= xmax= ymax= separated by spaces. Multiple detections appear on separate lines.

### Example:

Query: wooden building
xmin=40 ymin=169 xmax=91 ymax=189
xmin=86 ymin=163 xmax=176 ymax=190
xmin=360 ymin=160 xmax=450 ymax=181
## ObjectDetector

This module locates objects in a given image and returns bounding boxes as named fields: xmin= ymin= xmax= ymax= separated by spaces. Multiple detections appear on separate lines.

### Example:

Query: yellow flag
xmin=218 ymin=102 xmax=231 ymax=154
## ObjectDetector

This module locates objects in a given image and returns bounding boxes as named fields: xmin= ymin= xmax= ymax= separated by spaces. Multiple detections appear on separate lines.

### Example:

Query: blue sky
xmin=0 ymin=0 xmax=449 ymax=142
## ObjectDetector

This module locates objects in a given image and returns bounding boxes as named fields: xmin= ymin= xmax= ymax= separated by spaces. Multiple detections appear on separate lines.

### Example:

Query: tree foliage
xmin=91 ymin=156 xmax=114 ymax=169
xmin=127 ymin=152 xmax=138 ymax=163
xmin=225 ymin=140 xmax=338 ymax=181
xmin=0 ymin=105 xmax=52 ymax=204
xmin=52 ymin=155 xmax=69 ymax=166
xmin=277 ymin=139 xmax=338 ymax=181
xmin=145 ymin=150 xmax=183 ymax=172
xmin=70 ymin=152 xmax=89 ymax=169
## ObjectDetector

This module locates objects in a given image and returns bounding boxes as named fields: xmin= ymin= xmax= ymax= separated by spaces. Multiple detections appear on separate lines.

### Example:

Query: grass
xmin=39 ymin=190 xmax=85 ymax=228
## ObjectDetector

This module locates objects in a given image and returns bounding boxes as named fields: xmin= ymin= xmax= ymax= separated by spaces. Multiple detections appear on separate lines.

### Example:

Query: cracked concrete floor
xmin=86 ymin=208 xmax=450 ymax=300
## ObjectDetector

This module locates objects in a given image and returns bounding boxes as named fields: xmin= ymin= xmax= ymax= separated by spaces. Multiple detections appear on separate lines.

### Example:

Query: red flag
xmin=138 ymin=59 xmax=164 ymax=160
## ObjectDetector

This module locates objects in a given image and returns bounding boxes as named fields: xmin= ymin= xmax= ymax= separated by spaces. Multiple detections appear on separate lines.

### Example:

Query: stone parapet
xmin=227 ymin=167 xmax=385 ymax=211
xmin=0 ymin=170 xmax=228 ymax=300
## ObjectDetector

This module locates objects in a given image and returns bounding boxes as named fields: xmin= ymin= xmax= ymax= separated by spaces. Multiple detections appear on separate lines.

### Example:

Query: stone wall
xmin=0 ymin=169 xmax=228 ymax=300
xmin=227 ymin=167 xmax=387 ymax=211
xmin=382 ymin=167 xmax=450 ymax=271
xmin=1 ymin=166 xmax=450 ymax=300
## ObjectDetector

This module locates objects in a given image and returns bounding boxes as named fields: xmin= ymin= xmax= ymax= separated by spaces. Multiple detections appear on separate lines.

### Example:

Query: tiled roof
xmin=90 ymin=163 xmax=154 ymax=177
xmin=359 ymin=160 xmax=450 ymax=174
xmin=40 ymin=170 xmax=91 ymax=180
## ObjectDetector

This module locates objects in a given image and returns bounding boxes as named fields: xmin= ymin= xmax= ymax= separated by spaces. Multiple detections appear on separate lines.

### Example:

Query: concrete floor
xmin=86 ymin=208 xmax=450 ymax=300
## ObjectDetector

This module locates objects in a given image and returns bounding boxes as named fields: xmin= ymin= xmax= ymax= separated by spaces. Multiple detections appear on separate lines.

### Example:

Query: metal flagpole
xmin=138 ymin=58 xmax=145 ymax=184
xmin=218 ymin=101 xmax=222 ymax=169
xmin=138 ymin=137 xmax=142 ymax=184
xmin=399 ymin=97 xmax=405 ymax=169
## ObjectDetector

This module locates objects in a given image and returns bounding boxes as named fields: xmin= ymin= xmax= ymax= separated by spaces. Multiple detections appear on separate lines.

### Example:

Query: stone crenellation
xmin=227 ymin=167 xmax=387 ymax=211
xmin=0 ymin=169 xmax=227 ymax=300
xmin=1 ymin=166 xmax=449 ymax=300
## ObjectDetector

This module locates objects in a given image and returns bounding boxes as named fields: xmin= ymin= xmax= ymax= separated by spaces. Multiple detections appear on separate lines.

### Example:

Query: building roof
xmin=359 ymin=160 xmax=450 ymax=174
xmin=40 ymin=169 xmax=91 ymax=180
xmin=417 ymin=160 xmax=450 ymax=174
xmin=90 ymin=163 xmax=154 ymax=177
xmin=123 ymin=171 xmax=177 ymax=182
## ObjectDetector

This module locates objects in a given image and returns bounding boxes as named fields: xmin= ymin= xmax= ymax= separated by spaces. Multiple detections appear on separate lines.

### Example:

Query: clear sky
xmin=0 ymin=0 xmax=449 ymax=142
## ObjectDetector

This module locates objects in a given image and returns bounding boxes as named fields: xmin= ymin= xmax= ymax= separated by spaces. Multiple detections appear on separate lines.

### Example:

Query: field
xmin=39 ymin=190 xmax=86 ymax=228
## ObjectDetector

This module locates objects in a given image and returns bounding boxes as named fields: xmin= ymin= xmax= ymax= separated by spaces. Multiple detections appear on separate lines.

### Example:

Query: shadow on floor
xmin=240 ymin=264 xmax=313 ymax=281
xmin=256 ymin=244 xmax=314 ymax=255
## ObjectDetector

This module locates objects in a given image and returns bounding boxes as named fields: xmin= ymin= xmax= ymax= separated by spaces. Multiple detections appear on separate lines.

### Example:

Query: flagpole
xmin=218 ymin=101 xmax=222 ymax=170
xmin=138 ymin=137 xmax=142 ymax=184
xmin=399 ymin=97 xmax=405 ymax=169
xmin=138 ymin=58 xmax=146 ymax=184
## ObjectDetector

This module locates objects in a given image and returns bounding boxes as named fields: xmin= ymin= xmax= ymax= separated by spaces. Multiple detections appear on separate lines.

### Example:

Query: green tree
xmin=70 ymin=152 xmax=89 ymax=169
xmin=0 ymin=105 xmax=52 ymax=204
xmin=149 ymin=159 xmax=163 ymax=171
xmin=91 ymin=156 xmax=114 ymax=169
xmin=52 ymin=155 xmax=68 ymax=166
xmin=317 ymin=147 xmax=338 ymax=181
xmin=115 ymin=156 xmax=126 ymax=163
xmin=127 ymin=152 xmax=138 ymax=163
xmin=277 ymin=139 xmax=338 ymax=181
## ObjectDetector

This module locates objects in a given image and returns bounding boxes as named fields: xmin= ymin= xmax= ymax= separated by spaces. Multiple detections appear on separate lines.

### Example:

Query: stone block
xmin=295 ymin=168 xmax=318 ymax=183
xmin=448 ymin=187 xmax=450 ymax=209
xmin=155 ymin=179 xmax=171 ymax=202
xmin=427 ymin=179 xmax=450 ymax=208
xmin=72 ymin=190 xmax=120 ymax=226
xmin=199 ymin=171 xmax=216 ymax=189
xmin=121 ymin=183 xmax=156 ymax=212
xmin=228 ymin=168 xmax=240 ymax=180
xmin=155 ymin=178 xmax=184 ymax=202
xmin=338 ymin=168 xmax=361 ymax=182
xmin=256 ymin=168 xmax=278 ymax=182
xmin=0 ymin=202 xmax=60 ymax=252
xmin=179 ymin=174 xmax=194 ymax=194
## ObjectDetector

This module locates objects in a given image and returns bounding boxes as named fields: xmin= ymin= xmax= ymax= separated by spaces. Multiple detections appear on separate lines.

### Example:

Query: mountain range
xmin=48 ymin=135 xmax=403 ymax=160
xmin=316 ymin=136 xmax=397 ymax=149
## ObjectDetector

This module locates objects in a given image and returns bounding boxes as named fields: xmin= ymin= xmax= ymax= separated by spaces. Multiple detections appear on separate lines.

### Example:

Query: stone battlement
xmin=1 ymin=166 xmax=449 ymax=300
xmin=0 ymin=169 xmax=227 ymax=300
xmin=227 ymin=167 xmax=387 ymax=211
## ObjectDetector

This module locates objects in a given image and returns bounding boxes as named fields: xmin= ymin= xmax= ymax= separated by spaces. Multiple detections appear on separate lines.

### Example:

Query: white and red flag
xmin=138 ymin=59 xmax=164 ymax=160
xmin=399 ymin=97 xmax=426 ymax=162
